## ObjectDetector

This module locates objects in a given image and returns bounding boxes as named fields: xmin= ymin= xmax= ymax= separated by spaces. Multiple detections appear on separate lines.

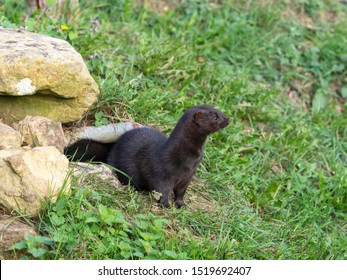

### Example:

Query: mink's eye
xmin=214 ymin=114 xmax=219 ymax=121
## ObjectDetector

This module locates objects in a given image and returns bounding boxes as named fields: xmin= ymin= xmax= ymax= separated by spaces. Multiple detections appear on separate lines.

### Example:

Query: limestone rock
xmin=0 ymin=215 xmax=37 ymax=259
xmin=0 ymin=27 xmax=99 ymax=124
xmin=0 ymin=146 xmax=70 ymax=216
xmin=0 ymin=123 xmax=22 ymax=149
xmin=72 ymin=162 xmax=120 ymax=188
xmin=13 ymin=115 xmax=65 ymax=153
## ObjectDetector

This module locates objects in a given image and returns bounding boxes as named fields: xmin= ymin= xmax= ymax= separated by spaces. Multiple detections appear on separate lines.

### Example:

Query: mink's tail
xmin=64 ymin=139 xmax=114 ymax=162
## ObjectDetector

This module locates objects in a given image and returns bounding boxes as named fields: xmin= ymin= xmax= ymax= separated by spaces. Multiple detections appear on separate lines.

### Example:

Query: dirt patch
xmin=134 ymin=0 xmax=177 ymax=14
xmin=281 ymin=2 xmax=346 ymax=26
xmin=285 ymin=87 xmax=309 ymax=110
xmin=281 ymin=7 xmax=314 ymax=27
xmin=317 ymin=8 xmax=346 ymax=23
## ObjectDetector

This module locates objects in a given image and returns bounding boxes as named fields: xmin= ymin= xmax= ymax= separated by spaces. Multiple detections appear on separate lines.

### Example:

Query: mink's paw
xmin=175 ymin=199 xmax=186 ymax=208
xmin=158 ymin=198 xmax=170 ymax=208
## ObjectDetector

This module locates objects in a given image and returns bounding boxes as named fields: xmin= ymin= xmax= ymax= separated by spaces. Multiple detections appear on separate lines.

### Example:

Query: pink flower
xmin=90 ymin=19 xmax=99 ymax=26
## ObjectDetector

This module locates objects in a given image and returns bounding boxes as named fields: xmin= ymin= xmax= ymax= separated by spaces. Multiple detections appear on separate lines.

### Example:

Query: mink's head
xmin=190 ymin=105 xmax=230 ymax=135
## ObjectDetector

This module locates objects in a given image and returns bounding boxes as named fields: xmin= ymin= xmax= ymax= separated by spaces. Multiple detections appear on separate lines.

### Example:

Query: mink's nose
xmin=221 ymin=117 xmax=231 ymax=128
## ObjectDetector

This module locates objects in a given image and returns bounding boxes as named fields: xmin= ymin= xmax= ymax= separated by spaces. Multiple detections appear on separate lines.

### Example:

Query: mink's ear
xmin=193 ymin=111 xmax=204 ymax=124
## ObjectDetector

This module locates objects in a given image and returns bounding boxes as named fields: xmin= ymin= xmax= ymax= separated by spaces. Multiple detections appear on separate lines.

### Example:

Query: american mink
xmin=65 ymin=105 xmax=230 ymax=207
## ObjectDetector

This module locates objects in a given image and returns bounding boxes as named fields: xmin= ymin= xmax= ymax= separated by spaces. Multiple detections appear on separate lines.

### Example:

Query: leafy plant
xmin=94 ymin=112 xmax=108 ymax=127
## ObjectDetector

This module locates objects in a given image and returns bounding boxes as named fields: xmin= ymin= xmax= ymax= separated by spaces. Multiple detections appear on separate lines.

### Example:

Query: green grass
xmin=2 ymin=0 xmax=346 ymax=259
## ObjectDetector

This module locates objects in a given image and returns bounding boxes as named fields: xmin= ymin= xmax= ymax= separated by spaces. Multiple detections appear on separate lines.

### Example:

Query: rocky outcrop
xmin=12 ymin=115 xmax=65 ymax=153
xmin=0 ymin=215 xmax=37 ymax=259
xmin=0 ymin=123 xmax=22 ymax=149
xmin=0 ymin=27 xmax=99 ymax=124
xmin=0 ymin=146 xmax=70 ymax=216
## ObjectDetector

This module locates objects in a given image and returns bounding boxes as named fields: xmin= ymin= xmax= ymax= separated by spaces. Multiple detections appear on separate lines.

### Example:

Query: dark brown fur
xmin=65 ymin=106 xmax=230 ymax=207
